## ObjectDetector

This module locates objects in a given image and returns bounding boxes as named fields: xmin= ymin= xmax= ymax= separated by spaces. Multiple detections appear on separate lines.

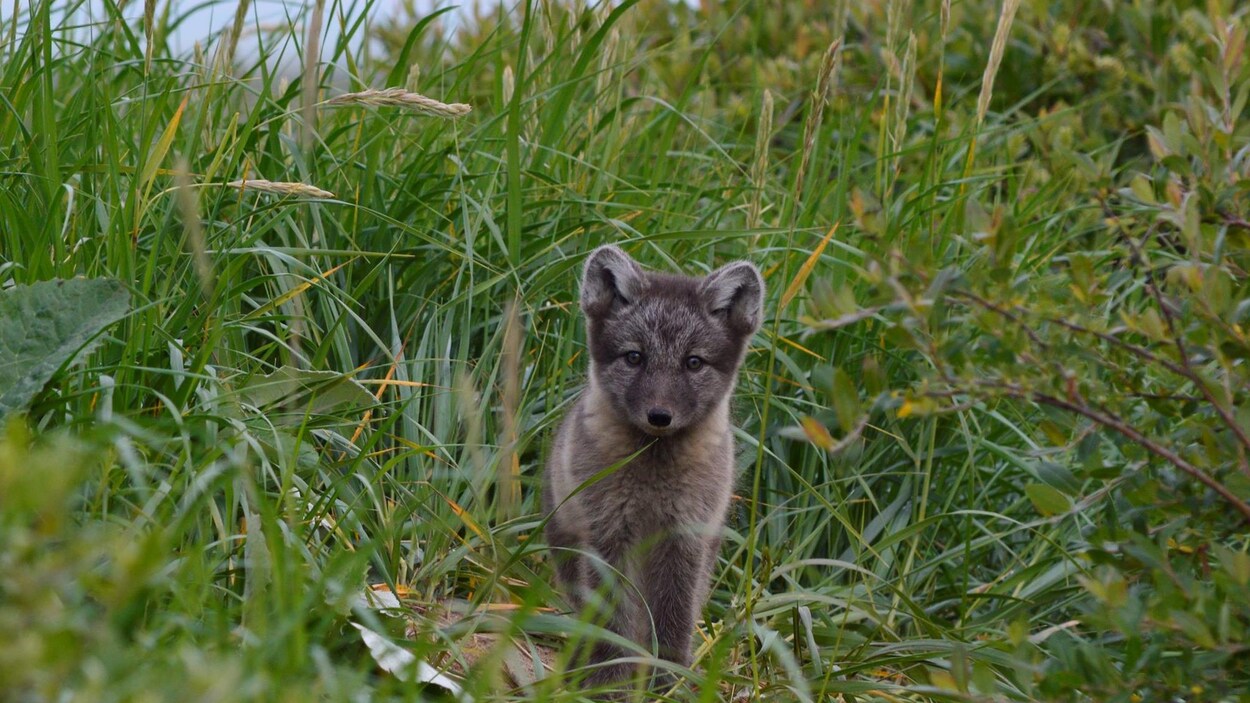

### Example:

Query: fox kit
xmin=542 ymin=245 xmax=764 ymax=690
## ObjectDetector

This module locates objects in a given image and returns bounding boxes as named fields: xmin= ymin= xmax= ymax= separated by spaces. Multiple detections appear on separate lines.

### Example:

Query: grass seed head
xmin=794 ymin=38 xmax=842 ymax=205
xmin=502 ymin=66 xmax=515 ymax=105
xmin=327 ymin=88 xmax=472 ymax=118
xmin=749 ymin=89 xmax=774 ymax=231
xmin=405 ymin=63 xmax=421 ymax=93
xmin=226 ymin=179 xmax=335 ymax=199
xmin=976 ymin=0 xmax=1021 ymax=126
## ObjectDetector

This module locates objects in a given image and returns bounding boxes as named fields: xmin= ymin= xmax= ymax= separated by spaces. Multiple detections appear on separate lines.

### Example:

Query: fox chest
xmin=578 ymin=445 xmax=733 ymax=547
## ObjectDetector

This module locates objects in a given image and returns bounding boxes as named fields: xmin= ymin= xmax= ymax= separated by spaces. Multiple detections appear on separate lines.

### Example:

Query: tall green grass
xmin=2 ymin=0 xmax=1245 ymax=700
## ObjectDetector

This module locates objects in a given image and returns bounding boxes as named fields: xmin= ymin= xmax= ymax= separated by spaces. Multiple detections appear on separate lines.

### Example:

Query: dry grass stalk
xmin=143 ymin=0 xmax=154 ymax=72
xmin=405 ymin=63 xmax=421 ymax=93
xmin=224 ymin=0 xmax=252 ymax=70
xmin=587 ymin=24 xmax=619 ymax=134
xmin=226 ymin=179 xmax=335 ymax=199
xmin=174 ymin=158 xmax=214 ymax=301
xmin=748 ymin=89 xmax=774 ymax=232
xmin=539 ymin=2 xmax=556 ymax=61
xmin=963 ymin=0 xmax=1020 ymax=183
xmin=453 ymin=369 xmax=486 ymax=494
xmin=327 ymin=88 xmax=472 ymax=118
xmin=194 ymin=41 xmax=206 ymax=83
xmin=301 ymin=0 xmax=325 ymax=153
xmin=976 ymin=0 xmax=1021 ymax=127
xmin=501 ymin=65 xmax=515 ymax=105
xmin=883 ymin=0 xmax=907 ymax=80
xmin=794 ymin=38 xmax=841 ymax=206
xmin=498 ymin=299 xmax=524 ymax=523
xmin=598 ymin=25 xmax=620 ymax=91
xmin=935 ymin=0 xmax=951 ymax=118
xmin=893 ymin=32 xmax=917 ymax=155
xmin=832 ymin=0 xmax=849 ymax=49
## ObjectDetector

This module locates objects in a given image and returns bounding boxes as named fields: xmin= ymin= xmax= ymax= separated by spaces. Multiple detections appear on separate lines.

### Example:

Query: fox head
xmin=579 ymin=245 xmax=764 ymax=437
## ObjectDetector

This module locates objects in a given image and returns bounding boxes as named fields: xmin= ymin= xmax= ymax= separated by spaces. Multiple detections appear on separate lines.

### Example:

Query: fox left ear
xmin=700 ymin=261 xmax=765 ymax=336
xmin=581 ymin=245 xmax=644 ymax=319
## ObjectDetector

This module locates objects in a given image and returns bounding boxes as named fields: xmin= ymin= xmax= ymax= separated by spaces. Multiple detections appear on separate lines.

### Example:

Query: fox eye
xmin=685 ymin=356 xmax=704 ymax=371
xmin=624 ymin=351 xmax=644 ymax=366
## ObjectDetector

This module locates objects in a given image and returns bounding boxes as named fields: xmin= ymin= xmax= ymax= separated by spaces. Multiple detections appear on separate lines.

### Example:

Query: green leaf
xmin=1129 ymin=174 xmax=1155 ymax=203
xmin=231 ymin=366 xmax=377 ymax=421
xmin=1162 ymin=111 xmax=1184 ymax=156
xmin=1079 ymin=570 xmax=1128 ymax=607
xmin=1213 ymin=544 xmax=1250 ymax=586
xmin=1170 ymin=610 xmax=1217 ymax=649
xmin=1025 ymin=483 xmax=1072 ymax=517
xmin=809 ymin=365 xmax=834 ymax=400
xmin=861 ymin=355 xmax=886 ymax=397
xmin=0 ymin=279 xmax=130 ymax=417
xmin=831 ymin=367 xmax=862 ymax=434
xmin=1201 ymin=267 xmax=1232 ymax=316
xmin=1145 ymin=126 xmax=1170 ymax=160
xmin=1035 ymin=461 xmax=1081 ymax=495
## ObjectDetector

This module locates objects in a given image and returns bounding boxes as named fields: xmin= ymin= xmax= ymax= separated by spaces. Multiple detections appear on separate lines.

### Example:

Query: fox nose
xmin=647 ymin=409 xmax=673 ymax=428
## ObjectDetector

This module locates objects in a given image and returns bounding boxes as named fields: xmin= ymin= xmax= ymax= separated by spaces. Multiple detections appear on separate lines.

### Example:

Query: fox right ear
xmin=700 ymin=260 xmax=765 ymax=337
xmin=581 ymin=245 xmax=644 ymax=318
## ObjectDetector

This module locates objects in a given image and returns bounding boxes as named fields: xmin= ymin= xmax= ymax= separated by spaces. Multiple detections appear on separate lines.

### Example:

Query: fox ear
xmin=701 ymin=260 xmax=765 ymax=336
xmin=581 ymin=245 xmax=644 ymax=318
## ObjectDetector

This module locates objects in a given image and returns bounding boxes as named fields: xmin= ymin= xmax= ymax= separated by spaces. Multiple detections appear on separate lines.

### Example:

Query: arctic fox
xmin=542 ymin=245 xmax=764 ymax=690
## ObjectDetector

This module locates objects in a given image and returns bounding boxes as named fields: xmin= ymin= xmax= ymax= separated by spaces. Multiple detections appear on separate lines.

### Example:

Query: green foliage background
xmin=2 ymin=0 xmax=1248 ymax=700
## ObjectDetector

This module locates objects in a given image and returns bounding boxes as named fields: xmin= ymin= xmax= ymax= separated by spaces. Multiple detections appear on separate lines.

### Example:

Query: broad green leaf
xmin=861 ymin=355 xmax=886 ymax=397
xmin=231 ymin=366 xmax=377 ymax=421
xmin=0 ymin=279 xmax=130 ymax=417
xmin=1138 ymin=308 xmax=1166 ymax=341
xmin=1170 ymin=610 xmax=1217 ymax=649
xmin=1129 ymin=174 xmax=1155 ymax=203
xmin=809 ymin=365 xmax=834 ymax=400
xmin=1035 ymin=461 xmax=1082 ymax=495
xmin=1079 ymin=571 xmax=1127 ymax=607
xmin=1025 ymin=483 xmax=1072 ymax=517
xmin=1202 ymin=267 xmax=1232 ymax=316
xmin=1145 ymin=126 xmax=1169 ymax=160
xmin=1214 ymin=545 xmax=1250 ymax=586
xmin=1162 ymin=111 xmax=1184 ymax=155
xmin=831 ymin=367 xmax=861 ymax=433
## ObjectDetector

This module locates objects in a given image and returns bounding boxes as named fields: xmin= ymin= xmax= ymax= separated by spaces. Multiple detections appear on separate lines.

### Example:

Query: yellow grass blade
xmin=777 ymin=334 xmax=823 ymax=360
xmin=243 ymin=260 xmax=353 ymax=321
xmin=780 ymin=222 xmax=840 ymax=309
xmin=442 ymin=495 xmax=488 ymax=542
xmin=799 ymin=415 xmax=836 ymax=451
xmin=141 ymin=93 xmax=188 ymax=193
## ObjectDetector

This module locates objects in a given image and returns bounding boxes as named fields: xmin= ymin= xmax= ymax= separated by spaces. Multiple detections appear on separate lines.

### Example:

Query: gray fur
xmin=542 ymin=245 xmax=764 ymax=691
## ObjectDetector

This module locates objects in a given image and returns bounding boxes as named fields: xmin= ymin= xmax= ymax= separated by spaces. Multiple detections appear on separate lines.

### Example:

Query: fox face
xmin=579 ymin=246 xmax=764 ymax=436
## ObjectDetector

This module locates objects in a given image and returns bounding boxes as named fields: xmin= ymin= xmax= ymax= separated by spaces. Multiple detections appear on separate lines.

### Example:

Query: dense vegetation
xmin=2 ymin=0 xmax=1248 ymax=700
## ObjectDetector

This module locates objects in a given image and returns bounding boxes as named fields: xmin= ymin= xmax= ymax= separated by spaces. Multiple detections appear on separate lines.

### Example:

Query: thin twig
xmin=956 ymin=284 xmax=1250 ymax=476
xmin=954 ymin=290 xmax=1049 ymax=350
xmin=1125 ymin=234 xmax=1250 ymax=475
xmin=924 ymin=378 xmax=1250 ymax=523
xmin=1026 ymin=388 xmax=1250 ymax=523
